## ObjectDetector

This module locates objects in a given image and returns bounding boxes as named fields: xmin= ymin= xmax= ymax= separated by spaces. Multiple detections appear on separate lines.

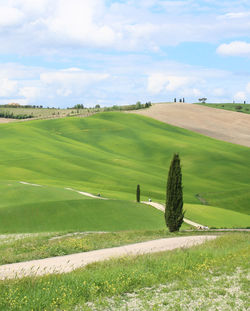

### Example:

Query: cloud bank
xmin=0 ymin=0 xmax=249 ymax=106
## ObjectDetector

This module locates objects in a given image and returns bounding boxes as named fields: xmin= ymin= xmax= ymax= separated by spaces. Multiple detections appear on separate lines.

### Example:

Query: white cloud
xmin=213 ymin=88 xmax=225 ymax=96
xmin=181 ymin=88 xmax=202 ymax=97
xmin=220 ymin=12 xmax=250 ymax=19
xmin=234 ymin=91 xmax=246 ymax=101
xmin=13 ymin=0 xmax=50 ymax=15
xmin=0 ymin=6 xmax=23 ymax=27
xmin=147 ymin=74 xmax=169 ymax=94
xmin=0 ymin=54 xmax=249 ymax=107
xmin=44 ymin=0 xmax=115 ymax=47
xmin=144 ymin=63 xmax=248 ymax=103
xmin=19 ymin=86 xmax=41 ymax=100
xmin=147 ymin=74 xmax=195 ymax=94
xmin=0 ymin=0 xmax=249 ymax=54
xmin=40 ymin=68 xmax=109 ymax=94
xmin=246 ymin=82 xmax=250 ymax=93
xmin=217 ymin=41 xmax=250 ymax=57
xmin=166 ymin=76 xmax=193 ymax=92
xmin=0 ymin=78 xmax=18 ymax=97
xmin=56 ymin=88 xmax=72 ymax=97
xmin=0 ymin=64 xmax=110 ymax=106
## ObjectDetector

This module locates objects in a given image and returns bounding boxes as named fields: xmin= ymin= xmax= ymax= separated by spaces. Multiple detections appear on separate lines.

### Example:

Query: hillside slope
xmin=132 ymin=103 xmax=250 ymax=147
xmin=0 ymin=112 xmax=250 ymax=215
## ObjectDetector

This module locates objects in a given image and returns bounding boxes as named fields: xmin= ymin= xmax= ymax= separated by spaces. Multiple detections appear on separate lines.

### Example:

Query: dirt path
xmin=0 ymin=118 xmax=16 ymax=123
xmin=65 ymin=187 xmax=108 ymax=200
xmin=131 ymin=103 xmax=250 ymax=147
xmin=0 ymin=235 xmax=216 ymax=280
xmin=143 ymin=201 xmax=250 ymax=232
xmin=19 ymin=181 xmax=42 ymax=187
xmin=143 ymin=201 xmax=208 ymax=229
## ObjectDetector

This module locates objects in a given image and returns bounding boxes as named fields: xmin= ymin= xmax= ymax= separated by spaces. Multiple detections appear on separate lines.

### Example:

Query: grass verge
xmin=196 ymin=102 xmax=250 ymax=114
xmin=0 ymin=233 xmax=249 ymax=310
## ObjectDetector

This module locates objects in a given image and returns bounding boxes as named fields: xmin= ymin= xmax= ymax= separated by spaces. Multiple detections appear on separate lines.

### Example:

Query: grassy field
xmin=0 ymin=181 xmax=92 ymax=209
xmin=0 ymin=107 xmax=94 ymax=120
xmin=197 ymin=189 xmax=250 ymax=213
xmin=0 ymin=233 xmax=249 ymax=310
xmin=196 ymin=102 xmax=250 ymax=114
xmin=0 ymin=196 xmax=166 ymax=233
xmin=0 ymin=112 xmax=249 ymax=228
xmin=0 ymin=103 xmax=150 ymax=121
xmin=185 ymin=204 xmax=250 ymax=228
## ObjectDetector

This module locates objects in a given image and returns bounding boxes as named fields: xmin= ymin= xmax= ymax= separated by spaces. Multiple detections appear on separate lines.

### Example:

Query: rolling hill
xmin=132 ymin=103 xmax=250 ymax=147
xmin=0 ymin=112 xmax=249 ymax=225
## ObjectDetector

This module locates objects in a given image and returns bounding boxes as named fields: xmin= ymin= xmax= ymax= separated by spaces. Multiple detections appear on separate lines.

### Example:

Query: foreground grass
xmin=89 ymin=268 xmax=249 ymax=311
xmin=196 ymin=102 xmax=250 ymax=114
xmin=0 ymin=229 xmax=192 ymax=265
xmin=0 ymin=233 xmax=249 ymax=310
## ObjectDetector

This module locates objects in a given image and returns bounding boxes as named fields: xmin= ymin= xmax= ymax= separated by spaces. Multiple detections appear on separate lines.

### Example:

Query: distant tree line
xmin=0 ymin=111 xmax=33 ymax=119
xmin=174 ymin=98 xmax=185 ymax=103
xmin=71 ymin=104 xmax=85 ymax=109
xmin=0 ymin=104 xmax=43 ymax=109
xmin=70 ymin=102 xmax=152 ymax=111
xmin=103 ymin=101 xmax=152 ymax=111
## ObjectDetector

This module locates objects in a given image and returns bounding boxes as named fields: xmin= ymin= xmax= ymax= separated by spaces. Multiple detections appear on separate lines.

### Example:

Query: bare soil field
xmin=0 ymin=118 xmax=15 ymax=123
xmin=132 ymin=103 xmax=250 ymax=147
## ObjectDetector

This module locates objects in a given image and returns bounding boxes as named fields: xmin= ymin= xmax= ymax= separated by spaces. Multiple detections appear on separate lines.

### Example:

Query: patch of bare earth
xmin=131 ymin=103 xmax=250 ymax=147
xmin=86 ymin=268 xmax=249 ymax=311
xmin=0 ymin=118 xmax=15 ymax=123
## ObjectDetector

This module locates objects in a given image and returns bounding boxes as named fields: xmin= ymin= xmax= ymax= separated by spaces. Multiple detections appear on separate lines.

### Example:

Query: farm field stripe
xmin=131 ymin=103 xmax=250 ymax=147
xmin=0 ymin=235 xmax=216 ymax=280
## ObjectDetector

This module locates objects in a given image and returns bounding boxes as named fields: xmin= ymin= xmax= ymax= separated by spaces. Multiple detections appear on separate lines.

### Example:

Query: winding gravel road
xmin=142 ymin=201 xmax=208 ymax=229
xmin=0 ymin=235 xmax=216 ymax=280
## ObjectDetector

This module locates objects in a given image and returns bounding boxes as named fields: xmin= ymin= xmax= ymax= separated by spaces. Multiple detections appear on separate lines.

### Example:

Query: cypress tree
xmin=136 ymin=184 xmax=140 ymax=202
xmin=165 ymin=154 xmax=184 ymax=232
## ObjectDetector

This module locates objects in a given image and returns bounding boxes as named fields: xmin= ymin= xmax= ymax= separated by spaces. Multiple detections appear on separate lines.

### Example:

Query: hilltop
xmin=132 ymin=103 xmax=250 ymax=147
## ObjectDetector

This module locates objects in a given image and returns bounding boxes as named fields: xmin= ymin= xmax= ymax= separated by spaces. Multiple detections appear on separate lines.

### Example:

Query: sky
xmin=0 ymin=0 xmax=250 ymax=108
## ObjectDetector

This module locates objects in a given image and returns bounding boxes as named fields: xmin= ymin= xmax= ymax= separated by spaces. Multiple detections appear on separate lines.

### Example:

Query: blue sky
xmin=0 ymin=0 xmax=250 ymax=107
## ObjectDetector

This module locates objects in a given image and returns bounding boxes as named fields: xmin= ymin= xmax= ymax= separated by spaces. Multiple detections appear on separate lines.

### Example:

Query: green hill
xmin=0 ymin=196 xmax=166 ymax=233
xmin=196 ymin=102 xmax=250 ymax=114
xmin=185 ymin=204 xmax=250 ymax=228
xmin=0 ymin=112 xmax=249 ymax=228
